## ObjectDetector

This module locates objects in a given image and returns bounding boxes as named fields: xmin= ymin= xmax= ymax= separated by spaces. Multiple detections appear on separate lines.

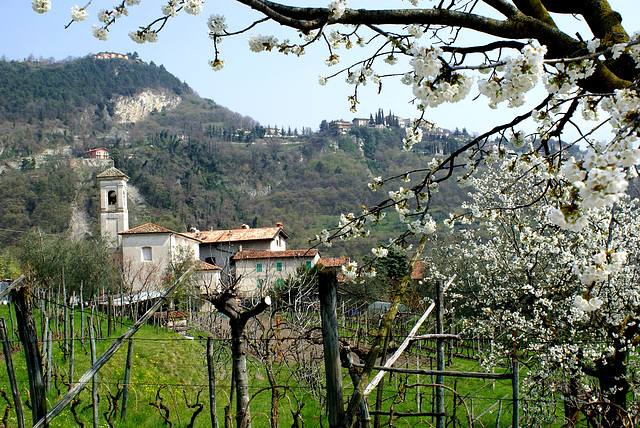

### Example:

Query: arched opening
xmin=108 ymin=190 xmax=117 ymax=206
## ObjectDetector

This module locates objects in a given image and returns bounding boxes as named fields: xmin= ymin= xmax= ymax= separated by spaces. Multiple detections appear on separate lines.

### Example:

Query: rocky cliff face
xmin=113 ymin=89 xmax=181 ymax=124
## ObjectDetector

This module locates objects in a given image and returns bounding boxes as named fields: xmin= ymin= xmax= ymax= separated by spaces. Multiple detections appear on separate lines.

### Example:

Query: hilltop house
xmin=84 ymin=148 xmax=110 ymax=159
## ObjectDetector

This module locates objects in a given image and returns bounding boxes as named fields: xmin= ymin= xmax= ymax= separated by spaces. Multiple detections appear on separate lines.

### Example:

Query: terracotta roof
xmin=319 ymin=257 xmax=351 ymax=268
xmin=194 ymin=260 xmax=222 ymax=271
xmin=233 ymin=249 xmax=318 ymax=260
xmin=120 ymin=223 xmax=176 ymax=235
xmin=96 ymin=166 xmax=129 ymax=180
xmin=411 ymin=261 xmax=428 ymax=280
xmin=185 ymin=226 xmax=289 ymax=243
xmin=153 ymin=311 xmax=188 ymax=319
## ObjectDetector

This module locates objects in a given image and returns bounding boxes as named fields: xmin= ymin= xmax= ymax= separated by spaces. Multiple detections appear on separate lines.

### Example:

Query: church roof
xmin=96 ymin=167 xmax=129 ymax=180
xmin=185 ymin=225 xmax=289 ymax=243
xmin=120 ymin=223 xmax=175 ymax=235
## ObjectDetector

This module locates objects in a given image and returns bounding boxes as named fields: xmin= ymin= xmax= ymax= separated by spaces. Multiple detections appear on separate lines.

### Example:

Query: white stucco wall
xmin=234 ymin=253 xmax=320 ymax=296
xmin=121 ymin=233 xmax=200 ymax=293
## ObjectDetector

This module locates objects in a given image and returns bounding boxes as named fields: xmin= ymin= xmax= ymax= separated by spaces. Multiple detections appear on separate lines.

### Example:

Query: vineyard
xmin=0 ymin=273 xmax=542 ymax=428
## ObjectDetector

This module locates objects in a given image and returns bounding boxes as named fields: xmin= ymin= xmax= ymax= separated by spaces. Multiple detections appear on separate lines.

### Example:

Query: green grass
xmin=0 ymin=304 xmax=329 ymax=427
xmin=0 ymin=303 xmax=576 ymax=427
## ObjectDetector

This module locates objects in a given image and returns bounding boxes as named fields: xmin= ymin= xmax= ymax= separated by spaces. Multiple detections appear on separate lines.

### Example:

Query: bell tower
xmin=96 ymin=167 xmax=129 ymax=247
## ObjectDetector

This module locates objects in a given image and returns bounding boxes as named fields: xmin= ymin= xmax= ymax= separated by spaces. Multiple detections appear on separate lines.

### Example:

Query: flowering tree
xmin=427 ymin=157 xmax=640 ymax=427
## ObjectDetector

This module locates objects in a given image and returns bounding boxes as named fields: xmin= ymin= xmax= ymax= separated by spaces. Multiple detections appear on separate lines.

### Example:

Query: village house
xmin=233 ymin=248 xmax=320 ymax=296
xmin=98 ymin=167 xmax=328 ymax=299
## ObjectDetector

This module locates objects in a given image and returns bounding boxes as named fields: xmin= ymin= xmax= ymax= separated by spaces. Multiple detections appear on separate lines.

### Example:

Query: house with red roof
xmin=233 ymin=248 xmax=321 ymax=295
xmin=184 ymin=222 xmax=289 ymax=270
xmin=120 ymin=223 xmax=220 ymax=293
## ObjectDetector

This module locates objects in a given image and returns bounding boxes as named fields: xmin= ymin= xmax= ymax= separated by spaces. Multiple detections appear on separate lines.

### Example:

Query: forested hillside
xmin=0 ymin=55 xmax=470 ymax=258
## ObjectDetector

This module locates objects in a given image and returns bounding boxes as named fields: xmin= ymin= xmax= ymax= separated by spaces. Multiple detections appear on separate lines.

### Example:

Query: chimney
xmin=276 ymin=222 xmax=283 ymax=228
xmin=242 ymin=224 xmax=250 ymax=229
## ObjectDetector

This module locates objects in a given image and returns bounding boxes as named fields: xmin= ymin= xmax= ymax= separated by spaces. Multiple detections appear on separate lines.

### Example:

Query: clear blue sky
xmin=1 ymin=1 xmax=638 ymax=134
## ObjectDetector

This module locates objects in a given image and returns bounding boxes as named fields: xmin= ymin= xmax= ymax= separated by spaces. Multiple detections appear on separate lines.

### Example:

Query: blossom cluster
xmin=328 ymin=0 xmax=347 ymax=19
xmin=248 ymin=35 xmax=279 ymax=52
xmin=71 ymin=5 xmax=89 ymax=22
xmin=130 ymin=29 xmax=159 ymax=44
xmin=32 ymin=0 xmax=51 ymax=14
xmin=477 ymin=44 xmax=546 ymax=108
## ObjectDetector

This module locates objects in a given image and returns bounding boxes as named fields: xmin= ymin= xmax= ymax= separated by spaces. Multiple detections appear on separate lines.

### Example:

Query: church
xmin=96 ymin=167 xmax=320 ymax=298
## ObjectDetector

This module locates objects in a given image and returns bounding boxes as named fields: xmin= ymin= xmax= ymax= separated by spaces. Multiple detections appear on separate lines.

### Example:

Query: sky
xmin=1 ymin=1 xmax=639 ymax=134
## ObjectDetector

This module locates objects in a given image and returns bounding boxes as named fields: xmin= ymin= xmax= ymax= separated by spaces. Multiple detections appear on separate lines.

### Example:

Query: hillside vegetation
xmin=0 ymin=55 xmax=470 ymax=258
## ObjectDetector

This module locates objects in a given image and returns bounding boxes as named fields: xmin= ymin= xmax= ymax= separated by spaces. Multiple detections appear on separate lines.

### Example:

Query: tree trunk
xmin=211 ymin=293 xmax=271 ymax=428
xmin=230 ymin=317 xmax=251 ymax=428
xmin=596 ymin=351 xmax=629 ymax=428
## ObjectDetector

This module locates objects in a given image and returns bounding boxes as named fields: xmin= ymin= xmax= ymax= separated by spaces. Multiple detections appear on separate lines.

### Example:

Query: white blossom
xmin=184 ymin=0 xmax=204 ymax=15
xmin=372 ymin=247 xmax=389 ymax=258
xmin=209 ymin=59 xmax=225 ymax=71
xmin=70 ymin=5 xmax=88 ymax=21
xmin=248 ymin=34 xmax=278 ymax=52
xmin=328 ymin=0 xmax=347 ymax=19
xmin=574 ymin=295 xmax=603 ymax=312
xmin=92 ymin=25 xmax=108 ymax=41
xmin=32 ymin=0 xmax=51 ymax=13
xmin=207 ymin=14 xmax=227 ymax=35
xmin=341 ymin=261 xmax=358 ymax=280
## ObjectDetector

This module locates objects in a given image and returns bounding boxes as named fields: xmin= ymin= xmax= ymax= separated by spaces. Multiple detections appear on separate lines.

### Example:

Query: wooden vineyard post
xmin=80 ymin=282 xmax=85 ymax=344
xmin=69 ymin=295 xmax=75 ymax=387
xmin=373 ymin=329 xmax=391 ymax=428
xmin=207 ymin=337 xmax=219 ymax=428
xmin=435 ymin=279 xmax=445 ymax=428
xmin=12 ymin=285 xmax=48 ymax=427
xmin=512 ymin=358 xmax=519 ymax=428
xmin=120 ymin=338 xmax=134 ymax=421
xmin=318 ymin=269 xmax=344 ymax=428
xmin=89 ymin=310 xmax=99 ymax=428
xmin=0 ymin=318 xmax=25 ymax=428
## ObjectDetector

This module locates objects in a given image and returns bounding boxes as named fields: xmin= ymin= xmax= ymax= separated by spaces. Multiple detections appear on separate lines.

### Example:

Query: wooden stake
xmin=120 ymin=338 xmax=134 ymax=421
xmin=0 ymin=318 xmax=25 ymax=428
xmin=89 ymin=309 xmax=98 ymax=428
xmin=12 ymin=285 xmax=47 ymax=427
xmin=207 ymin=337 xmax=219 ymax=428
xmin=69 ymin=298 xmax=75 ymax=388
xmin=318 ymin=269 xmax=344 ymax=428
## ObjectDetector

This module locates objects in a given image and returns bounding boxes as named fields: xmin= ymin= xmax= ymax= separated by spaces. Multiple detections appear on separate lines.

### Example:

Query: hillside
xmin=0 ymin=54 xmax=470 ymax=258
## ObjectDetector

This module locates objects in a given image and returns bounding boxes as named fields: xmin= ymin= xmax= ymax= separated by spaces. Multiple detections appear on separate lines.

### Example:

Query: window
xmin=141 ymin=247 xmax=152 ymax=262
xmin=257 ymin=263 xmax=262 ymax=272
xmin=306 ymin=261 xmax=312 ymax=269
xmin=108 ymin=190 xmax=117 ymax=205
xmin=276 ymin=262 xmax=282 ymax=271
xmin=277 ymin=279 xmax=283 ymax=287
xmin=258 ymin=279 xmax=263 ymax=289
